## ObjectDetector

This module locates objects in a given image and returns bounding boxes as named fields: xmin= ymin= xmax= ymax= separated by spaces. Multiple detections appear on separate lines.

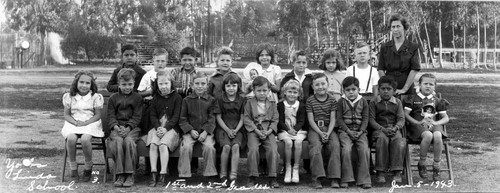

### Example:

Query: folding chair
xmin=61 ymin=137 xmax=110 ymax=182
xmin=404 ymin=125 xmax=453 ymax=185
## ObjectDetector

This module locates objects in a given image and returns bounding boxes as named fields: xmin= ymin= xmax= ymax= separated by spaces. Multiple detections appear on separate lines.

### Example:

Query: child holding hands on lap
xmin=147 ymin=70 xmax=183 ymax=187
xmin=214 ymin=73 xmax=246 ymax=185
xmin=306 ymin=73 xmax=341 ymax=189
xmin=337 ymin=76 xmax=371 ymax=189
xmin=404 ymin=73 xmax=449 ymax=181
xmin=62 ymin=71 xmax=104 ymax=183
xmin=107 ymin=68 xmax=144 ymax=187
xmin=244 ymin=76 xmax=280 ymax=188
xmin=278 ymin=79 xmax=307 ymax=184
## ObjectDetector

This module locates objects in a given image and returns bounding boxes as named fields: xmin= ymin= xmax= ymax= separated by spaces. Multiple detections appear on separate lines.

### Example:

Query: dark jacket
xmin=279 ymin=70 xmax=314 ymax=103
xmin=106 ymin=63 xmax=147 ymax=93
xmin=337 ymin=96 xmax=369 ymax=133
xmin=179 ymin=91 xmax=217 ymax=134
xmin=149 ymin=91 xmax=183 ymax=134
xmin=277 ymin=101 xmax=307 ymax=133
xmin=368 ymin=95 xmax=405 ymax=131
xmin=207 ymin=69 xmax=238 ymax=99
xmin=243 ymin=97 xmax=279 ymax=134
xmin=107 ymin=90 xmax=143 ymax=130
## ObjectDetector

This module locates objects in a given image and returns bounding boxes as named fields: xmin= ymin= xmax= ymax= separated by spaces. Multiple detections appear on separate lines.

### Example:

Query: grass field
xmin=0 ymin=67 xmax=499 ymax=192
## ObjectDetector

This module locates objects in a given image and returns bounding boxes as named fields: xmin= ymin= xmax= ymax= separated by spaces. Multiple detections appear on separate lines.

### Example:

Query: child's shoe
xmin=157 ymin=174 xmax=167 ymax=187
xmin=340 ymin=182 xmax=348 ymax=188
xmin=432 ymin=166 xmax=441 ymax=181
xmin=418 ymin=163 xmax=428 ymax=179
xmin=291 ymin=165 xmax=299 ymax=183
xmin=247 ymin=176 xmax=256 ymax=187
xmin=70 ymin=170 xmax=79 ymax=183
xmin=269 ymin=177 xmax=280 ymax=188
xmin=284 ymin=165 xmax=292 ymax=183
xmin=149 ymin=172 xmax=157 ymax=187
xmin=393 ymin=171 xmax=403 ymax=183
xmin=376 ymin=172 xmax=386 ymax=183
xmin=220 ymin=176 xmax=228 ymax=188
xmin=362 ymin=183 xmax=372 ymax=189
xmin=122 ymin=174 xmax=134 ymax=187
xmin=311 ymin=178 xmax=322 ymax=189
xmin=81 ymin=169 xmax=91 ymax=182
xmin=114 ymin=174 xmax=125 ymax=187
xmin=330 ymin=179 xmax=340 ymax=188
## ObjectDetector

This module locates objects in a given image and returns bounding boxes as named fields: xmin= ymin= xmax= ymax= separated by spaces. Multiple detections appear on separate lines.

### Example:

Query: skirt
xmin=146 ymin=129 xmax=180 ymax=151
xmin=277 ymin=130 xmax=308 ymax=141
xmin=61 ymin=120 xmax=104 ymax=138
xmin=407 ymin=123 xmax=447 ymax=141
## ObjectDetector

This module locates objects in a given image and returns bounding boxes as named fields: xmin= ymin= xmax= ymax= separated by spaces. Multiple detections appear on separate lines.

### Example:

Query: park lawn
xmin=0 ymin=70 xmax=499 ymax=192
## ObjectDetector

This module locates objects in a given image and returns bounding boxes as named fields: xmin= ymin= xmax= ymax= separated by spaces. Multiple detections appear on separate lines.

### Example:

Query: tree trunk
xmin=463 ymin=24 xmax=467 ymax=69
xmin=438 ymin=21 xmax=443 ymax=68
xmin=476 ymin=5 xmax=480 ymax=68
xmin=425 ymin=22 xmax=435 ymax=68
xmin=484 ymin=18 xmax=488 ymax=69
xmin=495 ymin=13 xmax=497 ymax=71
xmin=315 ymin=19 xmax=319 ymax=48
xmin=452 ymin=22 xmax=457 ymax=68
xmin=416 ymin=33 xmax=426 ymax=68
xmin=40 ymin=33 xmax=46 ymax=67
xmin=336 ymin=19 xmax=340 ymax=47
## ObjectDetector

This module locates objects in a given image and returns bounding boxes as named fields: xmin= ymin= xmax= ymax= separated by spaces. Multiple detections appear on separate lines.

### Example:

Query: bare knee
xmin=222 ymin=145 xmax=231 ymax=153
xmin=150 ymin=144 xmax=158 ymax=151
xmin=283 ymin=139 xmax=293 ymax=147
xmin=421 ymin=131 xmax=433 ymax=140
xmin=66 ymin=134 xmax=78 ymax=143
xmin=231 ymin=144 xmax=240 ymax=151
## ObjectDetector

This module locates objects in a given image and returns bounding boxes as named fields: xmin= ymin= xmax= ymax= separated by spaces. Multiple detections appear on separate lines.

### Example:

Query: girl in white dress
xmin=61 ymin=71 xmax=104 ymax=182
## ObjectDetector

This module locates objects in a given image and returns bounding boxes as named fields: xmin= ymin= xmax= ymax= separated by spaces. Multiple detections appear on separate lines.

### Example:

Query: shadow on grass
xmin=14 ymin=140 xmax=47 ymax=145
xmin=0 ymin=147 xmax=63 ymax=158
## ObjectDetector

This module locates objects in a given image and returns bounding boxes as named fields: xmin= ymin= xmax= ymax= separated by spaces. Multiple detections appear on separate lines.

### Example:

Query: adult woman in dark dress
xmin=378 ymin=15 xmax=420 ymax=97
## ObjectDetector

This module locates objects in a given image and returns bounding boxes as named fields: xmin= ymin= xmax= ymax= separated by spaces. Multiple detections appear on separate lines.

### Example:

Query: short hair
xmin=117 ymin=68 xmax=136 ymax=82
xmin=418 ymin=73 xmax=437 ymax=84
xmin=70 ymin=70 xmax=98 ymax=96
xmin=378 ymin=76 xmax=397 ymax=90
xmin=252 ymin=76 xmax=271 ymax=90
xmin=355 ymin=41 xmax=369 ymax=50
xmin=152 ymin=47 xmax=168 ymax=57
xmin=179 ymin=47 xmax=198 ymax=59
xmin=192 ymin=71 xmax=208 ymax=82
xmin=121 ymin=44 xmax=137 ymax=55
xmin=291 ymin=50 xmax=307 ymax=63
xmin=342 ymin=76 xmax=360 ymax=89
xmin=312 ymin=73 xmax=328 ymax=83
xmin=280 ymin=79 xmax=303 ymax=100
xmin=319 ymin=48 xmax=345 ymax=71
xmin=222 ymin=73 xmax=242 ymax=94
xmin=255 ymin=43 xmax=276 ymax=64
xmin=152 ymin=70 xmax=173 ymax=95
xmin=217 ymin=47 xmax=234 ymax=58
xmin=389 ymin=14 xmax=409 ymax=31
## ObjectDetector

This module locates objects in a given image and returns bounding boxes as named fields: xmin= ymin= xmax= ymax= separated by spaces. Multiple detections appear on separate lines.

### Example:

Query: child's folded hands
xmin=190 ymin=130 xmax=200 ymax=139
xmin=287 ymin=129 xmax=297 ymax=136
xmin=156 ymin=127 xmax=166 ymax=138
xmin=198 ymin=131 xmax=208 ymax=142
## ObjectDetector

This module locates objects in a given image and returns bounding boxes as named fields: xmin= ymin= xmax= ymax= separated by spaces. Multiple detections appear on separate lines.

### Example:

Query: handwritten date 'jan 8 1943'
xmin=389 ymin=180 xmax=455 ymax=192
xmin=4 ymin=158 xmax=76 ymax=191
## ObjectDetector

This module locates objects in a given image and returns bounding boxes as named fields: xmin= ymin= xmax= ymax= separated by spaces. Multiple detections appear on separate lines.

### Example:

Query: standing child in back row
xmin=214 ymin=73 xmax=246 ymax=185
xmin=404 ymin=73 xmax=449 ymax=181
xmin=319 ymin=48 xmax=346 ymax=101
xmin=369 ymin=76 xmax=406 ymax=184
xmin=61 ymin=71 xmax=104 ymax=183
xmin=347 ymin=42 xmax=379 ymax=101
xmin=337 ymin=76 xmax=371 ymax=189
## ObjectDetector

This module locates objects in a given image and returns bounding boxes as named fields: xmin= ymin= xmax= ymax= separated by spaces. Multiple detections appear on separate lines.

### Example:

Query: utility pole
xmin=206 ymin=0 xmax=211 ymax=64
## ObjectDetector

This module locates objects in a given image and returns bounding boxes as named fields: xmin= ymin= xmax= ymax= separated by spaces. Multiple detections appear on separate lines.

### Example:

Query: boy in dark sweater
xmin=178 ymin=72 xmax=218 ymax=181
xmin=107 ymin=68 xmax=144 ymax=187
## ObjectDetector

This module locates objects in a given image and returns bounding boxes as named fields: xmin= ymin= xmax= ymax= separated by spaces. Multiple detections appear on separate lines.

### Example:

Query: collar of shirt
xmin=187 ymin=91 xmax=210 ymax=99
xmin=222 ymin=93 xmax=241 ymax=102
xmin=341 ymin=94 xmax=362 ymax=106
xmin=293 ymin=69 xmax=311 ymax=84
xmin=75 ymin=92 xmax=92 ymax=101
xmin=417 ymin=90 xmax=434 ymax=99
xmin=375 ymin=95 xmax=398 ymax=104
xmin=284 ymin=100 xmax=300 ymax=109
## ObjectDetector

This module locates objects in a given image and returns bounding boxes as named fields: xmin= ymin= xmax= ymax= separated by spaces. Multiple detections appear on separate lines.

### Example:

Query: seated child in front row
xmin=147 ymin=70 xmax=183 ymax=187
xmin=278 ymin=79 xmax=307 ymax=184
xmin=178 ymin=72 xmax=218 ymax=182
xmin=214 ymin=73 xmax=246 ymax=185
xmin=306 ymin=73 xmax=341 ymax=189
xmin=107 ymin=68 xmax=144 ymax=187
xmin=337 ymin=76 xmax=371 ymax=189
xmin=244 ymin=76 xmax=280 ymax=188
xmin=61 ymin=71 xmax=104 ymax=183
xmin=368 ymin=76 xmax=406 ymax=184
xmin=403 ymin=73 xmax=449 ymax=181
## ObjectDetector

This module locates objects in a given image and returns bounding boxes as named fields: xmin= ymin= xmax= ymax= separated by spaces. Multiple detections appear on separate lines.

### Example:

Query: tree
xmin=4 ymin=0 xmax=73 ymax=66
xmin=277 ymin=0 xmax=311 ymax=49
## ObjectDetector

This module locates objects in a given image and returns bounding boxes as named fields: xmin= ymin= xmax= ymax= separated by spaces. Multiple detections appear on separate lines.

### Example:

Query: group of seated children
xmin=62 ymin=44 xmax=449 ymax=190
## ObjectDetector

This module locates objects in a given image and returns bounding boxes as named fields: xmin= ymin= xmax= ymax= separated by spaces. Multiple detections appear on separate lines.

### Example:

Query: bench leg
xmin=404 ymin=143 xmax=413 ymax=185
xmin=61 ymin=141 xmax=68 ymax=182
xmin=444 ymin=143 xmax=453 ymax=182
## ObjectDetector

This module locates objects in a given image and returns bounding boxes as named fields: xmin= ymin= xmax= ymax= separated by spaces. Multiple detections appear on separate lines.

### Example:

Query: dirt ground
xmin=0 ymin=67 xmax=499 ymax=192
